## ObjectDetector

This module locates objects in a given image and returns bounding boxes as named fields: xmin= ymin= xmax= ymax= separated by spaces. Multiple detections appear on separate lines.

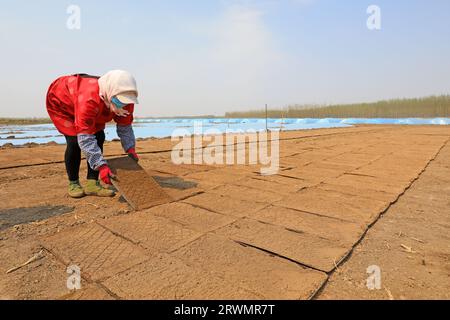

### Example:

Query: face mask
xmin=111 ymin=96 xmax=127 ymax=109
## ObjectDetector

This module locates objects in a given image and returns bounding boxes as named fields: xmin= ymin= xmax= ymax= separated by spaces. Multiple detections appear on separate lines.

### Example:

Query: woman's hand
xmin=99 ymin=165 xmax=116 ymax=185
xmin=114 ymin=107 xmax=130 ymax=117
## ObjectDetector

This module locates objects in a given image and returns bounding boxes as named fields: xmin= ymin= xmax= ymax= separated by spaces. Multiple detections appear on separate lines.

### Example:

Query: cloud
xmin=135 ymin=1 xmax=293 ymax=115
xmin=140 ymin=2 xmax=287 ymax=116
xmin=210 ymin=4 xmax=282 ymax=77
xmin=200 ymin=3 xmax=290 ymax=112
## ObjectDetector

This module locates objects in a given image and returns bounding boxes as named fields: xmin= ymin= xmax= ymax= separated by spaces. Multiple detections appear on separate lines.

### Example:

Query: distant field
xmin=2 ymin=95 xmax=450 ymax=125
xmin=226 ymin=95 xmax=450 ymax=119
xmin=0 ymin=118 xmax=52 ymax=125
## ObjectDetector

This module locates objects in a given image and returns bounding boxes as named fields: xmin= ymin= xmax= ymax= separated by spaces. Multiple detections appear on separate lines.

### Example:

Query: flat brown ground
xmin=0 ymin=125 xmax=449 ymax=300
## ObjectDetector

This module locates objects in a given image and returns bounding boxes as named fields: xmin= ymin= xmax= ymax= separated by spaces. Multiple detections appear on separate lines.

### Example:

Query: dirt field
xmin=0 ymin=125 xmax=449 ymax=300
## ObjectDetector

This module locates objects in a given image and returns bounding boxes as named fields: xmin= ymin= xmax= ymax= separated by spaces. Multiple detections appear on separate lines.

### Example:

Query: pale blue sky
xmin=1 ymin=0 xmax=449 ymax=117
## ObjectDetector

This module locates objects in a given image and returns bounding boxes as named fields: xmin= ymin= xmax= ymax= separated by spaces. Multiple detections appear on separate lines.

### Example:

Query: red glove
xmin=127 ymin=147 xmax=139 ymax=162
xmin=99 ymin=165 xmax=115 ymax=185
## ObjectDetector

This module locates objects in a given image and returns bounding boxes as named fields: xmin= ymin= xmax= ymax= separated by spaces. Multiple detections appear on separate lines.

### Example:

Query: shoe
xmin=68 ymin=180 xmax=85 ymax=198
xmin=84 ymin=179 xmax=115 ymax=197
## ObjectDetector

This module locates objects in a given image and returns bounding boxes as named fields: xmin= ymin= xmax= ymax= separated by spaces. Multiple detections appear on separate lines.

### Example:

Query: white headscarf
xmin=98 ymin=70 xmax=138 ymax=106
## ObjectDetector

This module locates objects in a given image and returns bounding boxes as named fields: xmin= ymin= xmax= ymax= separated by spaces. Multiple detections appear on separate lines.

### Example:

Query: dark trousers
xmin=64 ymin=130 xmax=105 ymax=181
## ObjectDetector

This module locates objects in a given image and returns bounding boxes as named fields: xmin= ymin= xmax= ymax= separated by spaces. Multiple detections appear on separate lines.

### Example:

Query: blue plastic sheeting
xmin=1 ymin=118 xmax=449 ymax=146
